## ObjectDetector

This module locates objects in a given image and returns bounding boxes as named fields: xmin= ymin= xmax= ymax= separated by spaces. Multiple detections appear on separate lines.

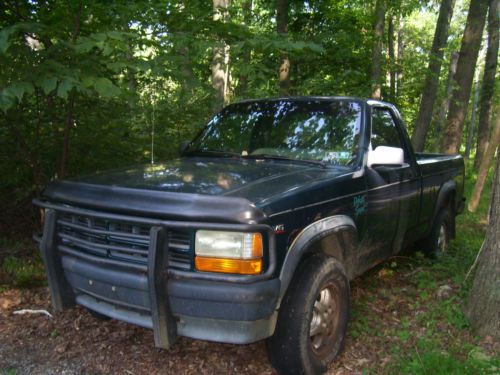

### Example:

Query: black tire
xmin=267 ymin=254 xmax=350 ymax=375
xmin=423 ymin=208 xmax=452 ymax=258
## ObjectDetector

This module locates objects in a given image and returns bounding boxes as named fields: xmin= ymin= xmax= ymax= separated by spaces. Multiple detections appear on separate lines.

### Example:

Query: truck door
xmin=359 ymin=106 xmax=419 ymax=269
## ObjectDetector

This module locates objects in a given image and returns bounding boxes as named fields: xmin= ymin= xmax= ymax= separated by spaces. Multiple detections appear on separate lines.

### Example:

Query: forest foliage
xmin=0 ymin=0 xmax=497 ymax=235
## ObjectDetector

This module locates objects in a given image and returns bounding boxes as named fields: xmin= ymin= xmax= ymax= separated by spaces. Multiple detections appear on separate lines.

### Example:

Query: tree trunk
xmin=474 ymin=0 xmax=499 ymax=170
xmin=59 ymin=93 xmax=75 ymax=179
xmin=433 ymin=52 xmax=459 ymax=151
xmin=465 ymin=77 xmax=480 ymax=158
xmin=179 ymin=44 xmax=195 ymax=95
xmin=467 ymin=138 xmax=500 ymax=340
xmin=441 ymin=0 xmax=488 ymax=154
xmin=411 ymin=0 xmax=455 ymax=152
xmin=387 ymin=16 xmax=396 ymax=102
xmin=238 ymin=0 xmax=252 ymax=96
xmin=468 ymin=108 xmax=500 ymax=212
xmin=371 ymin=0 xmax=385 ymax=99
xmin=396 ymin=17 xmax=404 ymax=97
xmin=212 ymin=0 xmax=231 ymax=112
xmin=277 ymin=0 xmax=290 ymax=96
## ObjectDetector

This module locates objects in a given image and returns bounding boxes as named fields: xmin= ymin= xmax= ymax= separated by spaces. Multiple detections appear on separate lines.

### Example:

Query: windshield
xmin=186 ymin=99 xmax=363 ymax=167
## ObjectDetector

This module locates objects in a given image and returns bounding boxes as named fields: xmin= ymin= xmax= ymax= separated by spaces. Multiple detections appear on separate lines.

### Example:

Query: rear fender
xmin=432 ymin=181 xmax=456 ymax=237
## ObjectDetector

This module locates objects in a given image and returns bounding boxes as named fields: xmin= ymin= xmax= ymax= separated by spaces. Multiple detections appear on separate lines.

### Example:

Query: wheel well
xmin=278 ymin=215 xmax=357 ymax=303
xmin=443 ymin=191 xmax=455 ymax=213
xmin=436 ymin=189 xmax=456 ymax=238
xmin=294 ymin=228 xmax=356 ymax=280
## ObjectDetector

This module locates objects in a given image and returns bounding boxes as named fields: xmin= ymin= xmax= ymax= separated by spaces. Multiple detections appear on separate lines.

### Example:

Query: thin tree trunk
xmin=465 ymin=78 xmax=480 ymax=158
xmin=371 ymin=0 xmax=385 ymax=99
xmin=468 ymin=109 xmax=500 ymax=212
xmin=441 ymin=0 xmax=488 ymax=154
xmin=238 ymin=0 xmax=252 ymax=96
xmin=388 ymin=16 xmax=396 ymax=102
xmin=277 ymin=0 xmax=290 ymax=96
xmin=434 ymin=52 xmax=459 ymax=149
xmin=59 ymin=93 xmax=75 ymax=179
xmin=474 ymin=0 xmax=499 ymax=170
xmin=179 ymin=43 xmax=195 ymax=95
xmin=396 ymin=17 xmax=404 ymax=97
xmin=466 ymin=138 xmax=500 ymax=340
xmin=411 ymin=0 xmax=456 ymax=152
xmin=224 ymin=44 xmax=231 ymax=100
xmin=212 ymin=0 xmax=231 ymax=112
xmin=123 ymin=23 xmax=137 ymax=98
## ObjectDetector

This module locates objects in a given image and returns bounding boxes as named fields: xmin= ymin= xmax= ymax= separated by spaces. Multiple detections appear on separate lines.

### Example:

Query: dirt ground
xmin=0 ymin=267 xmax=497 ymax=375
xmin=0 ymin=285 xmax=380 ymax=375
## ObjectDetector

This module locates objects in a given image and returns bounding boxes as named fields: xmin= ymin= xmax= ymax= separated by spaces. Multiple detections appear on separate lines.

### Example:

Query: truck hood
xmin=41 ymin=157 xmax=351 ymax=223
xmin=70 ymin=157 xmax=341 ymax=200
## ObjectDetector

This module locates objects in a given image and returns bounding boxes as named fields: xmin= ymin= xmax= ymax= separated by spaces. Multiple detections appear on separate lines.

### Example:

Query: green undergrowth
xmin=349 ymin=161 xmax=499 ymax=374
xmin=392 ymin=343 xmax=500 ymax=375
xmin=0 ymin=237 xmax=45 ymax=290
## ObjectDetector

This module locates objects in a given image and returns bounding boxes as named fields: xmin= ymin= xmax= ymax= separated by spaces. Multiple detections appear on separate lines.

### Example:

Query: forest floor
xmin=1 ymin=177 xmax=499 ymax=374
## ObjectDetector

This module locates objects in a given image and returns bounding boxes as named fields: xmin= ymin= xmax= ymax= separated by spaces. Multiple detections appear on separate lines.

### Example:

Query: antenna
xmin=151 ymin=89 xmax=156 ymax=165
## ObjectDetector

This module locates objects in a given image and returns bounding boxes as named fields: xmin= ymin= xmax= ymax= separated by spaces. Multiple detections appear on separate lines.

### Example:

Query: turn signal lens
xmin=195 ymin=257 xmax=262 ymax=275
xmin=251 ymin=233 xmax=263 ymax=258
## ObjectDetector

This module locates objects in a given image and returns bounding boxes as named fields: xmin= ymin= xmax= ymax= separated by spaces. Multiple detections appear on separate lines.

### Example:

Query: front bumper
xmin=62 ymin=254 xmax=280 ymax=343
xmin=35 ymin=202 xmax=279 ymax=347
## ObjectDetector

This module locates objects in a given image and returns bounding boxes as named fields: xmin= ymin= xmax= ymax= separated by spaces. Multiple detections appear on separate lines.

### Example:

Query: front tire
xmin=267 ymin=254 xmax=350 ymax=375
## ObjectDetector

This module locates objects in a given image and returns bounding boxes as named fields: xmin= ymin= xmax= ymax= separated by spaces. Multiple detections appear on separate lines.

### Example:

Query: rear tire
xmin=267 ymin=254 xmax=350 ymax=375
xmin=423 ymin=208 xmax=452 ymax=258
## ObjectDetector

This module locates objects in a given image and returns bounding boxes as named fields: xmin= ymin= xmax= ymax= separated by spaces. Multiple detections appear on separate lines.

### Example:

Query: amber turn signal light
xmin=251 ymin=233 xmax=263 ymax=258
xmin=195 ymin=257 xmax=263 ymax=275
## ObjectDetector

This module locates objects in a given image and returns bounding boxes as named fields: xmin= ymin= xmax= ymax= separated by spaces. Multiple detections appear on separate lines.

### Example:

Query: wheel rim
xmin=437 ymin=224 xmax=447 ymax=255
xmin=309 ymin=282 xmax=340 ymax=355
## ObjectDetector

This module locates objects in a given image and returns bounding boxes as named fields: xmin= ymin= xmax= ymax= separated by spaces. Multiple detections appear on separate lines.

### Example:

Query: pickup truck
xmin=34 ymin=97 xmax=464 ymax=375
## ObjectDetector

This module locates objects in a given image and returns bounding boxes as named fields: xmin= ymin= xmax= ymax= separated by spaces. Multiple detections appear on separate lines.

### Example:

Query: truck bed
xmin=415 ymin=152 xmax=463 ymax=165
xmin=415 ymin=152 xmax=464 ymax=176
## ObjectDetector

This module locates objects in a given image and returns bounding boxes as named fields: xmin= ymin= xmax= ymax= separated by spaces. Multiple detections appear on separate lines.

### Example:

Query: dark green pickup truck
xmin=35 ymin=97 xmax=464 ymax=375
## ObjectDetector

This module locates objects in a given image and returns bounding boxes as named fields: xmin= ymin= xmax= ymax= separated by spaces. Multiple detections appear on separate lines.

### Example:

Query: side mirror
xmin=179 ymin=140 xmax=190 ymax=155
xmin=367 ymin=146 xmax=404 ymax=168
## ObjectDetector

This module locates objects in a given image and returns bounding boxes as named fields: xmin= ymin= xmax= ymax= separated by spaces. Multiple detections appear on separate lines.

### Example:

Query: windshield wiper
xmin=244 ymin=154 xmax=327 ymax=168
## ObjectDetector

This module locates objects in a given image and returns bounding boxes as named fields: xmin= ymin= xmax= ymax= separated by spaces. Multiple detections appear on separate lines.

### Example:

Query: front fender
xmin=278 ymin=215 xmax=357 ymax=302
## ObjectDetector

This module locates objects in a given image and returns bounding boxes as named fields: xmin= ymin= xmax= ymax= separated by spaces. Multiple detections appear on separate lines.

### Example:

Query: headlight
xmin=194 ymin=230 xmax=263 ymax=275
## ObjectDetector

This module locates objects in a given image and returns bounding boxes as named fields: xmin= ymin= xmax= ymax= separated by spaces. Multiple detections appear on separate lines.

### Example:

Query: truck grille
xmin=57 ymin=212 xmax=192 ymax=271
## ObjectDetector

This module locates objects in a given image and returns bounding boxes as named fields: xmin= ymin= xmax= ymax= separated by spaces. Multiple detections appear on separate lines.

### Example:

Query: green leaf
xmin=94 ymin=77 xmax=120 ymax=98
xmin=40 ymin=77 xmax=58 ymax=95
xmin=0 ymin=29 xmax=11 ymax=54
xmin=57 ymin=78 xmax=75 ymax=99
xmin=81 ymin=76 xmax=96 ymax=89
xmin=74 ymin=38 xmax=96 ymax=53
xmin=0 ymin=24 xmax=20 ymax=54
xmin=107 ymin=62 xmax=128 ymax=72
xmin=6 ymin=82 xmax=34 ymax=101
xmin=308 ymin=43 xmax=325 ymax=54
xmin=0 ymin=91 xmax=15 ymax=112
